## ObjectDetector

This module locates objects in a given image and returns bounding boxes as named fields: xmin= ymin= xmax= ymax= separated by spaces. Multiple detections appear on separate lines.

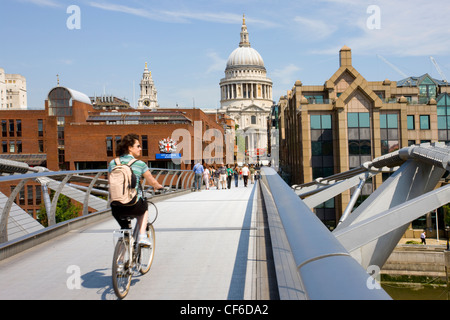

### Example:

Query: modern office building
xmin=278 ymin=46 xmax=449 ymax=230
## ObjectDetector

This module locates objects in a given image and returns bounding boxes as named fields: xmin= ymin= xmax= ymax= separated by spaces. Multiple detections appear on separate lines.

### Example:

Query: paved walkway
xmin=0 ymin=180 xmax=259 ymax=300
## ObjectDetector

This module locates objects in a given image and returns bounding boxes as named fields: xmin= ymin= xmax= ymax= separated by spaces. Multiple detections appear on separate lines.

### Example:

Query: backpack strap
xmin=126 ymin=158 xmax=138 ymax=167
xmin=114 ymin=157 xmax=121 ymax=166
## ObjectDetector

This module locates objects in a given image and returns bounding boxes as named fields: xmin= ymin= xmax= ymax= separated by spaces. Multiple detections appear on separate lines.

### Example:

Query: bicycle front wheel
xmin=112 ymin=238 xmax=132 ymax=299
xmin=139 ymin=223 xmax=156 ymax=274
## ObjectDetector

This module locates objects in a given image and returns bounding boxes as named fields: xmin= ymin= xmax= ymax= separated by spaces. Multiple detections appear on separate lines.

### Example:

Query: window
xmin=106 ymin=136 xmax=113 ymax=157
xmin=16 ymin=120 xmax=21 ymax=137
xmin=8 ymin=120 xmax=14 ymax=137
xmin=437 ymin=94 xmax=450 ymax=144
xmin=1 ymin=120 xmax=6 ymax=137
xmin=419 ymin=115 xmax=430 ymax=130
xmin=142 ymin=135 xmax=148 ymax=157
xmin=48 ymin=87 xmax=73 ymax=116
xmin=418 ymin=76 xmax=437 ymax=104
xmin=38 ymin=140 xmax=44 ymax=153
xmin=16 ymin=140 xmax=22 ymax=153
xmin=251 ymin=115 xmax=256 ymax=125
xmin=310 ymin=114 xmax=334 ymax=179
xmin=380 ymin=113 xmax=399 ymax=155
xmin=35 ymin=185 xmax=42 ymax=205
xmin=348 ymin=112 xmax=371 ymax=168
xmin=27 ymin=185 xmax=33 ymax=205
xmin=407 ymin=115 xmax=415 ymax=130
xmin=38 ymin=119 xmax=44 ymax=137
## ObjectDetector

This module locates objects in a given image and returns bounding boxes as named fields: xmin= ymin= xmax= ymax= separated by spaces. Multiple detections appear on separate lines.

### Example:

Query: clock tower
xmin=138 ymin=62 xmax=158 ymax=109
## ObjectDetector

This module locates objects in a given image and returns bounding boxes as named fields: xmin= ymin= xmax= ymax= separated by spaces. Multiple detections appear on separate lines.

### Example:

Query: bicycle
xmin=112 ymin=200 xmax=158 ymax=299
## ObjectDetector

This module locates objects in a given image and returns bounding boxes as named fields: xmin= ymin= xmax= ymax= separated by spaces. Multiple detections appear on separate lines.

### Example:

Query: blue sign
xmin=156 ymin=153 xmax=182 ymax=160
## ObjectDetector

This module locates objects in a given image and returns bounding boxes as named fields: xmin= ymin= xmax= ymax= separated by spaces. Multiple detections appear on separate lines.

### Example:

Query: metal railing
xmin=0 ymin=160 xmax=196 ymax=244
xmin=259 ymin=166 xmax=391 ymax=300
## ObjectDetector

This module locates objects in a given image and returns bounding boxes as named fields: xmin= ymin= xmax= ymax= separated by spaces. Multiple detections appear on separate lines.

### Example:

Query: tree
xmin=37 ymin=193 xmax=81 ymax=227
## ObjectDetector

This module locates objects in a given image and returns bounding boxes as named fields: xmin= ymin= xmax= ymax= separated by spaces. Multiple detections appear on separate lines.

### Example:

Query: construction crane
xmin=430 ymin=56 xmax=448 ymax=83
xmin=376 ymin=55 xmax=408 ymax=78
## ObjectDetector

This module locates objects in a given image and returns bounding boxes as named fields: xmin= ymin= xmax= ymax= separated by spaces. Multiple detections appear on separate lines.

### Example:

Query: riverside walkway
xmin=0 ymin=181 xmax=262 ymax=300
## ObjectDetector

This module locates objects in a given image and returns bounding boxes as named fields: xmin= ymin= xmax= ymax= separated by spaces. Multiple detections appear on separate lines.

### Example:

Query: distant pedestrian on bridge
xmin=241 ymin=164 xmax=250 ymax=187
xmin=193 ymin=161 xmax=204 ymax=191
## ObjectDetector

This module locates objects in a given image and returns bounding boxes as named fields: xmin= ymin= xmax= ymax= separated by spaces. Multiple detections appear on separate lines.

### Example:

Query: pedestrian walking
xmin=219 ymin=163 xmax=227 ymax=190
xmin=420 ymin=231 xmax=426 ymax=245
xmin=241 ymin=163 xmax=250 ymax=187
xmin=203 ymin=164 xmax=211 ymax=190
xmin=192 ymin=161 xmax=204 ymax=191
xmin=249 ymin=164 xmax=255 ymax=184
xmin=233 ymin=164 xmax=240 ymax=187
xmin=226 ymin=164 xmax=233 ymax=189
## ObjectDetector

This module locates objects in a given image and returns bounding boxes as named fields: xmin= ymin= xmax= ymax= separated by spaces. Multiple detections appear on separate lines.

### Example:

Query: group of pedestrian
xmin=192 ymin=161 xmax=259 ymax=191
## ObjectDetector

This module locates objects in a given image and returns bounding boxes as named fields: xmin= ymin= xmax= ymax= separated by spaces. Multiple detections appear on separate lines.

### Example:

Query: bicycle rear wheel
xmin=139 ymin=223 xmax=156 ymax=274
xmin=112 ymin=238 xmax=132 ymax=299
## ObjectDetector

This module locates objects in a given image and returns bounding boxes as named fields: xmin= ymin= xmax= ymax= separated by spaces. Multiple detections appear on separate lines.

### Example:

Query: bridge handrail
xmin=259 ymin=167 xmax=391 ymax=300
xmin=0 ymin=166 xmax=195 ymax=244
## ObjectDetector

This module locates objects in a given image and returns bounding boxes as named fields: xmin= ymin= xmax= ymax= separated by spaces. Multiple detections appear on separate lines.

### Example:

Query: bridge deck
xmin=0 ymin=181 xmax=260 ymax=300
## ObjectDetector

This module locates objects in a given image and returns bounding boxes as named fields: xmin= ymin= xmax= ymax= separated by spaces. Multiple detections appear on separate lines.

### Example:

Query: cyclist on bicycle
xmin=109 ymin=133 xmax=164 ymax=246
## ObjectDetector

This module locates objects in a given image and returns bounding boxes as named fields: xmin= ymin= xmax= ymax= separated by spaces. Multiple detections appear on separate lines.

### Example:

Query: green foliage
xmin=37 ymin=193 xmax=81 ymax=227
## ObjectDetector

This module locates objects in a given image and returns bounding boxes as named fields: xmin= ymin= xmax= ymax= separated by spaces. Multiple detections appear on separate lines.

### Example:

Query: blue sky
xmin=2 ymin=0 xmax=450 ymax=110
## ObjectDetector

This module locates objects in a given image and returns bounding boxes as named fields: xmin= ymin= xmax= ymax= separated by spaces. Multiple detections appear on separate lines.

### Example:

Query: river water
xmin=382 ymin=283 xmax=449 ymax=300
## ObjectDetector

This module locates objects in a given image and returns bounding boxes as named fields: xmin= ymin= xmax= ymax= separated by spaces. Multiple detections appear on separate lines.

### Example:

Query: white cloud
xmin=88 ymin=2 xmax=278 ymax=27
xmin=19 ymin=0 xmax=61 ymax=7
xmin=293 ymin=16 xmax=337 ymax=39
xmin=309 ymin=0 xmax=450 ymax=57
xmin=206 ymin=51 xmax=227 ymax=74
xmin=271 ymin=64 xmax=301 ymax=85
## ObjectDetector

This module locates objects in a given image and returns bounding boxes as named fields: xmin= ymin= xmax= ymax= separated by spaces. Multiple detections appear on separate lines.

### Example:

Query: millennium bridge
xmin=0 ymin=143 xmax=449 ymax=300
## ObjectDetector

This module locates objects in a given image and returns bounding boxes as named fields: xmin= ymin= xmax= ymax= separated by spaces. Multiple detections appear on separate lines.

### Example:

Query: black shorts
xmin=111 ymin=197 xmax=148 ymax=229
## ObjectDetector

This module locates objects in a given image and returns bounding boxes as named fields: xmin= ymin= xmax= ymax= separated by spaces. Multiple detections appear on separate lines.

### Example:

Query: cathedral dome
xmin=226 ymin=46 xmax=265 ymax=69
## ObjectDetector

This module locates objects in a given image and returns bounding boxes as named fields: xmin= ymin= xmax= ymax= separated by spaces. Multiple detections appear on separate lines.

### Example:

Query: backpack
xmin=109 ymin=157 xmax=139 ymax=205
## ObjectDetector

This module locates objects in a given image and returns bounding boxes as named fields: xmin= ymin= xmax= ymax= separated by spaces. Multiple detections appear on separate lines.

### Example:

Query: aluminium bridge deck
xmin=0 ymin=180 xmax=263 ymax=300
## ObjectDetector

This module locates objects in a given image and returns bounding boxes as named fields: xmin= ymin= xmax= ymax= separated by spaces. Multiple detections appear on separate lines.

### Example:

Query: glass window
xmin=48 ymin=87 xmax=73 ymax=117
xmin=359 ymin=113 xmax=370 ymax=128
xmin=348 ymin=113 xmax=359 ymax=128
xmin=1 ymin=120 xmax=6 ymax=137
xmin=312 ymin=141 xmax=322 ymax=156
xmin=420 ymin=115 xmax=430 ymax=130
xmin=106 ymin=136 xmax=113 ymax=157
xmin=438 ymin=116 xmax=447 ymax=129
xmin=407 ymin=115 xmax=415 ymax=130
xmin=387 ymin=114 xmax=398 ymax=128
xmin=322 ymin=115 xmax=332 ymax=129
xmin=38 ymin=119 xmax=44 ymax=137
xmin=310 ymin=115 xmax=321 ymax=129
xmin=16 ymin=120 xmax=21 ymax=137
xmin=380 ymin=114 xmax=387 ymax=129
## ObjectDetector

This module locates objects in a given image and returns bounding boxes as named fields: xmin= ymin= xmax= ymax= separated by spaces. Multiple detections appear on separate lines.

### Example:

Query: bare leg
xmin=137 ymin=210 xmax=149 ymax=234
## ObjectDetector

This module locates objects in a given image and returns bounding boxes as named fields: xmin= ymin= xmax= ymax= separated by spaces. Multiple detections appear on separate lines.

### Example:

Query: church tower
xmin=138 ymin=62 xmax=158 ymax=109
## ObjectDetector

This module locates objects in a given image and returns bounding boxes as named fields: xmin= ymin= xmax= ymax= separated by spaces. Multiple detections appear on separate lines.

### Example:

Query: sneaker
xmin=138 ymin=234 xmax=152 ymax=247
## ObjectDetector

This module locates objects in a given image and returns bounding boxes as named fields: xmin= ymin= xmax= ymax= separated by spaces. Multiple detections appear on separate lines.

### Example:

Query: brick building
xmin=0 ymin=85 xmax=227 ymax=218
